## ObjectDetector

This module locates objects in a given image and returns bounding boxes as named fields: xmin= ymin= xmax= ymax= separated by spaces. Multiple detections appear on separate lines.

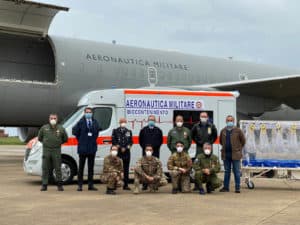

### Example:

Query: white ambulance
xmin=24 ymin=88 xmax=239 ymax=184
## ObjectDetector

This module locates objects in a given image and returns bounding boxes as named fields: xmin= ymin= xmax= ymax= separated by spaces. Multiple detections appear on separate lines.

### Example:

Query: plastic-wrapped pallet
xmin=240 ymin=120 xmax=300 ymax=168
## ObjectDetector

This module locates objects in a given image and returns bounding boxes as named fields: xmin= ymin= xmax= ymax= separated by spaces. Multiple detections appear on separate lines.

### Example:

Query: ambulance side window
xmin=173 ymin=110 xmax=214 ymax=130
xmin=93 ymin=107 xmax=112 ymax=131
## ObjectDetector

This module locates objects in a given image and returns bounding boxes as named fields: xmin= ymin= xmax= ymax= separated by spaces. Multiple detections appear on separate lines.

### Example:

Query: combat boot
xmin=172 ymin=188 xmax=178 ymax=194
xmin=206 ymin=182 xmax=214 ymax=194
xmin=106 ymin=188 xmax=116 ymax=195
xmin=133 ymin=186 xmax=140 ymax=195
xmin=57 ymin=183 xmax=64 ymax=191
xmin=40 ymin=184 xmax=47 ymax=191
xmin=142 ymin=183 xmax=148 ymax=191
xmin=199 ymin=188 xmax=205 ymax=195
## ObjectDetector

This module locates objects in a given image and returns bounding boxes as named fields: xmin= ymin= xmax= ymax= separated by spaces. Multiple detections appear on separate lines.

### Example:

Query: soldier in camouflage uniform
xmin=38 ymin=113 xmax=68 ymax=191
xmin=167 ymin=141 xmax=192 ymax=194
xmin=133 ymin=145 xmax=167 ymax=194
xmin=193 ymin=143 xmax=221 ymax=195
xmin=100 ymin=145 xmax=124 ymax=195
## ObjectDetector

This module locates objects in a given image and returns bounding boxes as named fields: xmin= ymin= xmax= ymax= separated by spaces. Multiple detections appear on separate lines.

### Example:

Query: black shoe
xmin=235 ymin=189 xmax=241 ymax=193
xmin=193 ymin=186 xmax=199 ymax=192
xmin=206 ymin=183 xmax=214 ymax=194
xmin=199 ymin=188 xmax=205 ymax=195
xmin=172 ymin=188 xmax=178 ymax=194
xmin=142 ymin=184 xmax=148 ymax=191
xmin=40 ymin=185 xmax=47 ymax=191
xmin=123 ymin=186 xmax=131 ymax=190
xmin=219 ymin=187 xmax=229 ymax=192
xmin=106 ymin=188 xmax=116 ymax=195
xmin=77 ymin=186 xmax=83 ymax=192
xmin=57 ymin=185 xmax=64 ymax=191
xmin=88 ymin=186 xmax=98 ymax=191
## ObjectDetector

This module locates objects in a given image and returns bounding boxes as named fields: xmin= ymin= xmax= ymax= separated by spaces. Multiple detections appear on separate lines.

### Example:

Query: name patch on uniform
xmin=184 ymin=131 xmax=188 ymax=139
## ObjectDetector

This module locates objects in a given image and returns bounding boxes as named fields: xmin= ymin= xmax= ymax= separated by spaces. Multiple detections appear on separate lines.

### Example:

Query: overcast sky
xmin=43 ymin=0 xmax=300 ymax=68
xmin=4 ymin=1 xmax=300 ymax=134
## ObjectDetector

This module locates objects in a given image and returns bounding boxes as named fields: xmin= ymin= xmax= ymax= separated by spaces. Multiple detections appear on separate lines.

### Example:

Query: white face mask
xmin=120 ymin=123 xmax=127 ymax=128
xmin=204 ymin=149 xmax=211 ymax=155
xmin=176 ymin=122 xmax=183 ymax=127
xmin=145 ymin=151 xmax=152 ymax=157
xmin=200 ymin=117 xmax=208 ymax=123
xmin=111 ymin=150 xmax=118 ymax=157
xmin=177 ymin=146 xmax=183 ymax=153
xmin=50 ymin=119 xmax=57 ymax=126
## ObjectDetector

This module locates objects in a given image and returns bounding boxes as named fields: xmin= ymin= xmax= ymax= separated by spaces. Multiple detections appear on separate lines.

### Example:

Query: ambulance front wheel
xmin=246 ymin=180 xmax=255 ymax=189
xmin=50 ymin=157 xmax=76 ymax=185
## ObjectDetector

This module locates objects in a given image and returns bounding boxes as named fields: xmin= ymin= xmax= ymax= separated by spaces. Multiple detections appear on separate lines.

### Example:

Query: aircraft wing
xmin=185 ymin=74 xmax=300 ymax=109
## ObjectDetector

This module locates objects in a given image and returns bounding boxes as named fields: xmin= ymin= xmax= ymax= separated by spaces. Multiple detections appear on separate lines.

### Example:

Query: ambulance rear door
xmin=217 ymin=100 xmax=236 ymax=158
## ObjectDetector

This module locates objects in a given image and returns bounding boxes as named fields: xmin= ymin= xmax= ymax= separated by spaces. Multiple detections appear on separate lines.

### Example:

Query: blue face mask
xmin=148 ymin=121 xmax=155 ymax=127
xmin=85 ymin=113 xmax=92 ymax=119
xmin=227 ymin=122 xmax=234 ymax=127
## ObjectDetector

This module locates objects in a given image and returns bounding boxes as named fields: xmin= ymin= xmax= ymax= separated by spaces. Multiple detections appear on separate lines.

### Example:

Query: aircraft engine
xmin=18 ymin=127 xmax=39 ymax=142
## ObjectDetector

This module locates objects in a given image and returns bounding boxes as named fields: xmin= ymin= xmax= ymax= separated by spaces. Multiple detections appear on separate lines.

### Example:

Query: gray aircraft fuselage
xmin=1 ymin=34 xmax=300 ymax=128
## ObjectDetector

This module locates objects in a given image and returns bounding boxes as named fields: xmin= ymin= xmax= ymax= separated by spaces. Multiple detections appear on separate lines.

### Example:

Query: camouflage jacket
xmin=167 ymin=152 xmax=192 ymax=172
xmin=135 ymin=156 xmax=163 ymax=180
xmin=103 ymin=155 xmax=124 ymax=174
xmin=193 ymin=153 xmax=220 ymax=174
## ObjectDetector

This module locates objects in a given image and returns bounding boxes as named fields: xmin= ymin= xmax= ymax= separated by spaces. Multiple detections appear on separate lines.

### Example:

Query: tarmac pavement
xmin=0 ymin=145 xmax=299 ymax=225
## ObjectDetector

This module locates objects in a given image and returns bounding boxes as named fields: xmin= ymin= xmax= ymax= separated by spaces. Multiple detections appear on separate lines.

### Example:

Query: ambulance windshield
xmin=62 ymin=107 xmax=85 ymax=128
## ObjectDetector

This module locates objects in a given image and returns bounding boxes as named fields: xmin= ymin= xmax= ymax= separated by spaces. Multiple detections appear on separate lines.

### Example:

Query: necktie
xmin=88 ymin=120 xmax=92 ymax=130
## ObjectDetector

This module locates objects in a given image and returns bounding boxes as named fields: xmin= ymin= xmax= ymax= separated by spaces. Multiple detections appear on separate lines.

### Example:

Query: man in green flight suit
xmin=193 ymin=143 xmax=221 ymax=195
xmin=167 ymin=115 xmax=192 ymax=153
xmin=38 ymin=113 xmax=68 ymax=191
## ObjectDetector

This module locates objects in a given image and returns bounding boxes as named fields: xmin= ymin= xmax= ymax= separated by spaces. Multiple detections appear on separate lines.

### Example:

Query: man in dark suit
xmin=72 ymin=107 xmax=101 ymax=191
xmin=139 ymin=115 xmax=163 ymax=158
xmin=112 ymin=118 xmax=133 ymax=190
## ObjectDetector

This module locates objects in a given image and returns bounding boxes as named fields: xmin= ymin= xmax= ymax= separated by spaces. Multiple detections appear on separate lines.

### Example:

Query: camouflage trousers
xmin=195 ymin=171 xmax=221 ymax=189
xmin=134 ymin=172 xmax=168 ymax=191
xmin=169 ymin=171 xmax=191 ymax=192
xmin=100 ymin=172 xmax=123 ymax=189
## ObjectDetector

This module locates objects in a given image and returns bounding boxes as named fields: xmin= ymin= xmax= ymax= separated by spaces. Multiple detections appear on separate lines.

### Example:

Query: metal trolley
xmin=240 ymin=120 xmax=300 ymax=189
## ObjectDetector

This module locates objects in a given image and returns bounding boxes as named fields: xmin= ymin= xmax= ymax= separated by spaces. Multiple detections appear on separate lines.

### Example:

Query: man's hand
xmin=121 ymin=147 xmax=126 ymax=153
xmin=179 ymin=168 xmax=187 ymax=174
xmin=202 ymin=168 xmax=210 ymax=175
xmin=121 ymin=173 xmax=124 ymax=179
xmin=146 ymin=175 xmax=154 ymax=182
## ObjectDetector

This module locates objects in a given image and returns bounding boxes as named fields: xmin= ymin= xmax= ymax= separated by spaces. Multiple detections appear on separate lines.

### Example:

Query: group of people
xmin=38 ymin=107 xmax=246 ymax=195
